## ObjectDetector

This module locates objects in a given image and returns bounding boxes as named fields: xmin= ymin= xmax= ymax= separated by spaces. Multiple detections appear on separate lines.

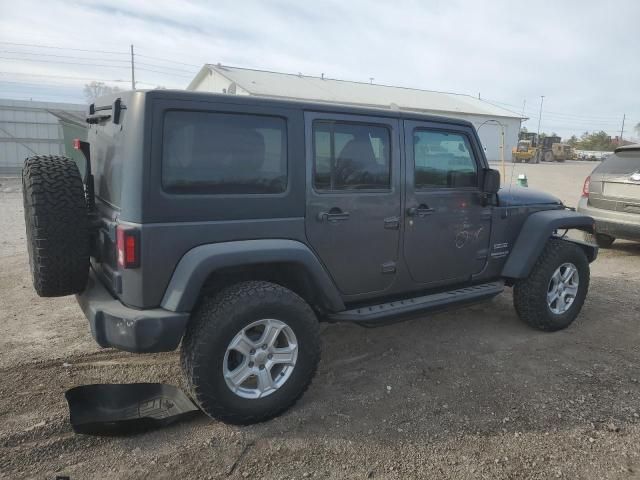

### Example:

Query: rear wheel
xmin=181 ymin=281 xmax=321 ymax=424
xmin=513 ymin=239 xmax=590 ymax=331
xmin=544 ymin=151 xmax=554 ymax=162
xmin=22 ymin=155 xmax=89 ymax=297
xmin=584 ymin=232 xmax=615 ymax=248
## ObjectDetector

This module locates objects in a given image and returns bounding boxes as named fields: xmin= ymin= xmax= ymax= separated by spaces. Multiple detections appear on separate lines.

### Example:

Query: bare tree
xmin=83 ymin=82 xmax=121 ymax=103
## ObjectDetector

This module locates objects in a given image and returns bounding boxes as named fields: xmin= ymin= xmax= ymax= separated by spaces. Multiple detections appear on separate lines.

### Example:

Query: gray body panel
xmin=161 ymin=239 xmax=345 ymax=313
xmin=402 ymin=119 xmax=492 ymax=285
xmin=501 ymin=209 xmax=596 ymax=279
xmin=75 ymin=89 xmax=598 ymax=353
xmin=303 ymin=111 xmax=402 ymax=296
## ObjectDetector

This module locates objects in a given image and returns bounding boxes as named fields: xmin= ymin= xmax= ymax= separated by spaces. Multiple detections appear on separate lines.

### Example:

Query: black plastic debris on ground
xmin=65 ymin=383 xmax=200 ymax=435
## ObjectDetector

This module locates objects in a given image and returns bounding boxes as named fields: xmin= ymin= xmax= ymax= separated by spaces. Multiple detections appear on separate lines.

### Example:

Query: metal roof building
xmin=188 ymin=64 xmax=526 ymax=162
xmin=0 ymin=99 xmax=86 ymax=175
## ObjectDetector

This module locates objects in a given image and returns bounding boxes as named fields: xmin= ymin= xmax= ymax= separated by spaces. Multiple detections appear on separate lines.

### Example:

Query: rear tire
xmin=513 ymin=239 xmax=590 ymax=332
xmin=584 ymin=232 xmax=615 ymax=248
xmin=181 ymin=281 xmax=321 ymax=425
xmin=22 ymin=155 xmax=89 ymax=297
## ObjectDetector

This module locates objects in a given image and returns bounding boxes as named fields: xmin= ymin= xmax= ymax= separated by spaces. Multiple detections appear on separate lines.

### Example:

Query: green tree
xmin=566 ymin=135 xmax=579 ymax=147
xmin=576 ymin=131 xmax=616 ymax=151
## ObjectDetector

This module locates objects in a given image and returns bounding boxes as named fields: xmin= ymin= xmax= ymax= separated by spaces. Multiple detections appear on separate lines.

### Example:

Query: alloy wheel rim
xmin=223 ymin=319 xmax=298 ymax=399
xmin=547 ymin=262 xmax=579 ymax=315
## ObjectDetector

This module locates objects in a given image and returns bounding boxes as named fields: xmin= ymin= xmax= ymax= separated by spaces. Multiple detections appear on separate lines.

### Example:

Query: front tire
xmin=181 ymin=281 xmax=321 ymax=424
xmin=513 ymin=239 xmax=590 ymax=331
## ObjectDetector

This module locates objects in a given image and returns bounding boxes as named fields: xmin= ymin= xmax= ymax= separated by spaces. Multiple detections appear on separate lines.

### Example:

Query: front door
xmin=305 ymin=112 xmax=401 ymax=296
xmin=403 ymin=121 xmax=492 ymax=285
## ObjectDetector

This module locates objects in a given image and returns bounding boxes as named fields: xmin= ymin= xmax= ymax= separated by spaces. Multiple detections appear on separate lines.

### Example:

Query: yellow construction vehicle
xmin=536 ymin=136 xmax=574 ymax=162
xmin=512 ymin=133 xmax=574 ymax=163
xmin=512 ymin=132 xmax=539 ymax=163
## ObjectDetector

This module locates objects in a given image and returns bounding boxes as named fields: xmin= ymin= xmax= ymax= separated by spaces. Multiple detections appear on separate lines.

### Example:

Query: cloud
xmin=0 ymin=0 xmax=638 ymax=138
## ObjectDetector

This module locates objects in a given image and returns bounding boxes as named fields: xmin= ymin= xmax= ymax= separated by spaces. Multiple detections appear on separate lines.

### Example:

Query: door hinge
xmin=384 ymin=216 xmax=400 ymax=230
xmin=381 ymin=261 xmax=397 ymax=274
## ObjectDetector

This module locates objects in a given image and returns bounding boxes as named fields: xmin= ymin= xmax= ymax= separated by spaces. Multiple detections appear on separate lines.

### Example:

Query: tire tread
xmin=513 ymin=239 xmax=590 ymax=331
xmin=181 ymin=281 xmax=321 ymax=425
xmin=22 ymin=155 xmax=89 ymax=297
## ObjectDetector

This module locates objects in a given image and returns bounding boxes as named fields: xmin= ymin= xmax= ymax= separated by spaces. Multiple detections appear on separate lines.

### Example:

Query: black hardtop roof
xmin=615 ymin=143 xmax=640 ymax=153
xmin=143 ymin=89 xmax=475 ymax=129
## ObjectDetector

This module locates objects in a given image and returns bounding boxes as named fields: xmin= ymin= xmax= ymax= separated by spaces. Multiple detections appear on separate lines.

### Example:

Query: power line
xmin=0 ymin=41 xmax=126 ymax=55
xmin=0 ymin=79 xmax=86 ymax=88
xmin=1 ymin=57 xmax=195 ymax=78
xmin=485 ymin=97 xmax=626 ymax=121
xmin=0 ymin=50 xmax=130 ymax=62
xmin=136 ymin=67 xmax=193 ymax=78
xmin=135 ymin=61 xmax=196 ymax=74
xmin=135 ymin=53 xmax=200 ymax=68
xmin=0 ymin=56 xmax=131 ymax=69
xmin=1 ymin=90 xmax=83 ymax=101
xmin=0 ymin=71 xmax=130 ymax=83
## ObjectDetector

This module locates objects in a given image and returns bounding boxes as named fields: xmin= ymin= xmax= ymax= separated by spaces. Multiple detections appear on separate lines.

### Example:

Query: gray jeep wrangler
xmin=22 ymin=90 xmax=597 ymax=424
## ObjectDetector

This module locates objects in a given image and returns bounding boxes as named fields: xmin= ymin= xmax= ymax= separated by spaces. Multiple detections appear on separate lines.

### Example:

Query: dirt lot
xmin=2 ymin=161 xmax=640 ymax=479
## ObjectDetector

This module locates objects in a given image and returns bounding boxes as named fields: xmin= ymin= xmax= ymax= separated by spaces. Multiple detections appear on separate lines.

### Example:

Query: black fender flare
xmin=160 ymin=239 xmax=345 ymax=313
xmin=501 ymin=209 xmax=597 ymax=279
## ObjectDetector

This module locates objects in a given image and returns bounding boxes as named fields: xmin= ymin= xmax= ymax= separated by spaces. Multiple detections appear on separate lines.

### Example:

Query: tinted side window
xmin=414 ymin=130 xmax=478 ymax=188
xmin=162 ymin=111 xmax=287 ymax=194
xmin=313 ymin=121 xmax=390 ymax=191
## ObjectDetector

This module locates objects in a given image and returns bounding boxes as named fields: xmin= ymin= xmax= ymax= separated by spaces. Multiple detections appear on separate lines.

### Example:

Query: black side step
xmin=327 ymin=281 xmax=504 ymax=326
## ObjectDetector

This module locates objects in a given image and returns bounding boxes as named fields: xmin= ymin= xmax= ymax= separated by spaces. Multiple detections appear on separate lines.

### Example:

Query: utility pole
xmin=130 ymin=44 xmax=136 ymax=90
xmin=522 ymin=99 xmax=526 ymax=117
xmin=620 ymin=113 xmax=626 ymax=143
xmin=536 ymin=95 xmax=545 ymax=140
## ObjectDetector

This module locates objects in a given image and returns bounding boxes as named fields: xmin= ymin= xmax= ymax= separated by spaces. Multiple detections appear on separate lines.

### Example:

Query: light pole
xmin=536 ymin=95 xmax=545 ymax=140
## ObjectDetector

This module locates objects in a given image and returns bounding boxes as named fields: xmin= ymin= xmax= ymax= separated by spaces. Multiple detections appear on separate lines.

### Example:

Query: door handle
xmin=406 ymin=204 xmax=435 ymax=217
xmin=317 ymin=208 xmax=350 ymax=223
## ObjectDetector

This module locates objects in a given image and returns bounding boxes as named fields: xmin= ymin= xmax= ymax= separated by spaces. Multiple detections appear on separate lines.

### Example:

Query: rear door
xmin=304 ymin=112 xmax=401 ymax=296
xmin=402 ymin=121 xmax=492 ymax=285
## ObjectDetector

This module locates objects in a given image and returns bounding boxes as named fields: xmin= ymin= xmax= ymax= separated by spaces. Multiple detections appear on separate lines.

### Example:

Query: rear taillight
xmin=116 ymin=226 xmax=140 ymax=269
xmin=582 ymin=176 xmax=590 ymax=197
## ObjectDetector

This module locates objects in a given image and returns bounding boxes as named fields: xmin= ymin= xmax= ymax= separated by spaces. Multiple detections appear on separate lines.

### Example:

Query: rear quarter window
xmin=162 ymin=111 xmax=287 ymax=194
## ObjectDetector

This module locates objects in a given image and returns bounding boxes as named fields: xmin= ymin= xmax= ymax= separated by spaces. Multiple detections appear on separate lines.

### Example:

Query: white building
xmin=188 ymin=64 xmax=526 ymax=162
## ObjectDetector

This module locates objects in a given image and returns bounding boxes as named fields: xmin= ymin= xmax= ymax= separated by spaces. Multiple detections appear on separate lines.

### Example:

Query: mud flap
xmin=65 ymin=383 xmax=199 ymax=435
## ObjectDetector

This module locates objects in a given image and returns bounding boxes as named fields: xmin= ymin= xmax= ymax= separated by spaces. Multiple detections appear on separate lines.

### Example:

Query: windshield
xmin=594 ymin=151 xmax=640 ymax=175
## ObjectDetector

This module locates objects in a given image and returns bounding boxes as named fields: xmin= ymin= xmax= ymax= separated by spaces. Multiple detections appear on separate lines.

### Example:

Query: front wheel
xmin=513 ymin=239 xmax=590 ymax=331
xmin=181 ymin=281 xmax=321 ymax=424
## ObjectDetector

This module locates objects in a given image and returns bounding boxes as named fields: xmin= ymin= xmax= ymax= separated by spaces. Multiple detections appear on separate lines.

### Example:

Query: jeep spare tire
xmin=22 ymin=155 xmax=90 ymax=297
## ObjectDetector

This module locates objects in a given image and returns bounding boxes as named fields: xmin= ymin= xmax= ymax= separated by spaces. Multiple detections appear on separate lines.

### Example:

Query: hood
xmin=497 ymin=187 xmax=563 ymax=207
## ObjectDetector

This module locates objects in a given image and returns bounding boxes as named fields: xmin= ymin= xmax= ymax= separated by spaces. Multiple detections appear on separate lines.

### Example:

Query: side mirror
xmin=482 ymin=168 xmax=500 ymax=194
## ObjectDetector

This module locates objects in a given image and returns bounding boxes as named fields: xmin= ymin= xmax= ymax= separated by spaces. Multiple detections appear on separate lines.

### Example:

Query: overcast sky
xmin=0 ymin=0 xmax=638 ymax=139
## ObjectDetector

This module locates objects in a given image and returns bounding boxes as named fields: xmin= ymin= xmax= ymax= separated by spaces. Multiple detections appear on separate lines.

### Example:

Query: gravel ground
xmin=2 ymin=162 xmax=640 ymax=479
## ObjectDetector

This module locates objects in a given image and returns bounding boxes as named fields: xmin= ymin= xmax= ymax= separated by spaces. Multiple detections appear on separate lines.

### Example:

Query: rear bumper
xmin=577 ymin=197 xmax=640 ymax=241
xmin=76 ymin=270 xmax=189 ymax=353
